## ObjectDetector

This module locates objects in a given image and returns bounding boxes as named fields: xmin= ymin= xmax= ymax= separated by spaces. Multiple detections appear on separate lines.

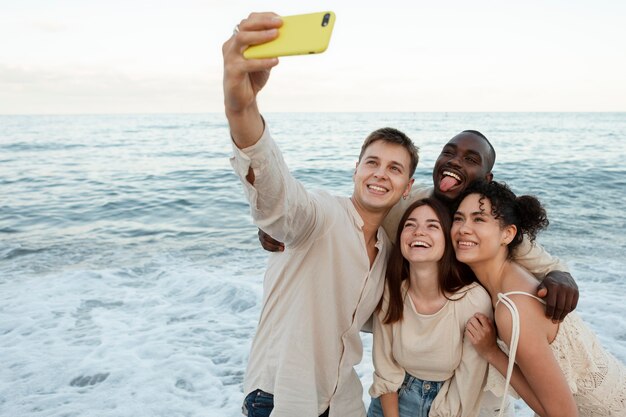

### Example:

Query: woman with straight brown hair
xmin=368 ymin=197 xmax=492 ymax=417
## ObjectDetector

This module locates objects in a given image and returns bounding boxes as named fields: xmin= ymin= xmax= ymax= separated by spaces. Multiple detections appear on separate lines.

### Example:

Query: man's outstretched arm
xmin=223 ymin=13 xmax=281 ymax=151
xmin=225 ymin=13 xmax=325 ymax=248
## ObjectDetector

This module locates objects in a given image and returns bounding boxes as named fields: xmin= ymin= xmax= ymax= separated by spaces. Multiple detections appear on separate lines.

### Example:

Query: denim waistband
xmin=401 ymin=373 xmax=444 ymax=395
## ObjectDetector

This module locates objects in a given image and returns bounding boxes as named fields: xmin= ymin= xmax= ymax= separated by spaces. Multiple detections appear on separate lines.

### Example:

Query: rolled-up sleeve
xmin=430 ymin=285 xmax=493 ymax=417
xmin=229 ymin=125 xmax=322 ymax=247
xmin=368 ymin=304 xmax=406 ymax=398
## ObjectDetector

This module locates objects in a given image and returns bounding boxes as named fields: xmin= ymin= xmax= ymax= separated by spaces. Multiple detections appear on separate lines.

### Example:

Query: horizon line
xmin=2 ymin=110 xmax=626 ymax=117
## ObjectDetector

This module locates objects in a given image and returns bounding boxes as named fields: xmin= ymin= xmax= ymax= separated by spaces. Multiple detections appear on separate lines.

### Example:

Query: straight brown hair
xmin=381 ymin=197 xmax=476 ymax=324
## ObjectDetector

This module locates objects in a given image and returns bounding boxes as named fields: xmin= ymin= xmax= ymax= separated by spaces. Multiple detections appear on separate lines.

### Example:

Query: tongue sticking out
xmin=439 ymin=176 xmax=460 ymax=192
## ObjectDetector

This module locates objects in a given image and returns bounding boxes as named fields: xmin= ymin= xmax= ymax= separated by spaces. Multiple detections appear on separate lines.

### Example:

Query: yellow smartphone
xmin=243 ymin=11 xmax=335 ymax=59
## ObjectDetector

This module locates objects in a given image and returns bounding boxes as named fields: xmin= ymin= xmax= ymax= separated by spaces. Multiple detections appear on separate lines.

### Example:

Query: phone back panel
xmin=243 ymin=11 xmax=335 ymax=59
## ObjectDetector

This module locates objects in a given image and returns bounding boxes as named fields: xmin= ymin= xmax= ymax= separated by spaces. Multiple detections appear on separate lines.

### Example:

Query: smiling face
xmin=400 ymin=204 xmax=445 ymax=265
xmin=352 ymin=140 xmax=414 ymax=213
xmin=451 ymin=193 xmax=514 ymax=265
xmin=432 ymin=132 xmax=494 ymax=203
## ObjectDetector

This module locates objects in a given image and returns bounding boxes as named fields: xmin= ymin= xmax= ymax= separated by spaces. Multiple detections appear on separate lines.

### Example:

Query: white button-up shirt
xmin=230 ymin=126 xmax=390 ymax=417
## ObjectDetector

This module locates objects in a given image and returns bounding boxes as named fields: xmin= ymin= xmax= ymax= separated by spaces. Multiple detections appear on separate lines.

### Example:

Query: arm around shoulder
xmin=512 ymin=237 xmax=568 ymax=279
xmin=512 ymin=238 xmax=579 ymax=321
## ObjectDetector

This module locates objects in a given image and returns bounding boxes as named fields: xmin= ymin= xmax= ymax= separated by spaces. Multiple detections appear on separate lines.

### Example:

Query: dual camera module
xmin=321 ymin=13 xmax=331 ymax=27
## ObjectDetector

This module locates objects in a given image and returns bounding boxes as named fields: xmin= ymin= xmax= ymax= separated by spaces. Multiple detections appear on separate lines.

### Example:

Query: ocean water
xmin=1 ymin=112 xmax=625 ymax=417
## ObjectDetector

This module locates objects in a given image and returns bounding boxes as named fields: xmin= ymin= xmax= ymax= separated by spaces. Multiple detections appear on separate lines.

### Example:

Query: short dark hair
xmin=359 ymin=127 xmax=419 ymax=177
xmin=461 ymin=129 xmax=496 ymax=171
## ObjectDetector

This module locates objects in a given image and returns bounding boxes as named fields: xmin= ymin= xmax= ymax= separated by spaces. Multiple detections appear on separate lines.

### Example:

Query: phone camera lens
xmin=322 ymin=13 xmax=330 ymax=27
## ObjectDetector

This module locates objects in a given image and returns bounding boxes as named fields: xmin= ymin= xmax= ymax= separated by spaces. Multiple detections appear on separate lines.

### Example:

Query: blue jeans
xmin=243 ymin=389 xmax=274 ymax=417
xmin=242 ymin=389 xmax=330 ymax=417
xmin=368 ymin=373 xmax=444 ymax=417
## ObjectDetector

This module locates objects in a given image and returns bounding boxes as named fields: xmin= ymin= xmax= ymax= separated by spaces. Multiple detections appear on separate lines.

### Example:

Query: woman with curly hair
xmin=454 ymin=181 xmax=626 ymax=417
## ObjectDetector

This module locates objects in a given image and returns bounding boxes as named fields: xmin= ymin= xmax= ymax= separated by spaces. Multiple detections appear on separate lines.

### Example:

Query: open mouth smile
xmin=367 ymin=184 xmax=389 ymax=194
xmin=456 ymin=240 xmax=477 ymax=248
xmin=439 ymin=170 xmax=463 ymax=192
xmin=443 ymin=171 xmax=461 ymax=181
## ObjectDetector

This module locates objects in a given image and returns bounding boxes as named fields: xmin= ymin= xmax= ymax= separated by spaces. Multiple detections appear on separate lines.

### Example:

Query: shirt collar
xmin=342 ymin=197 xmax=388 ymax=250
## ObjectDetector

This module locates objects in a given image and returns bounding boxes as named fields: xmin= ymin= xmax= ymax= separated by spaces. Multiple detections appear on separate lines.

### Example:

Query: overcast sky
xmin=2 ymin=0 xmax=625 ymax=114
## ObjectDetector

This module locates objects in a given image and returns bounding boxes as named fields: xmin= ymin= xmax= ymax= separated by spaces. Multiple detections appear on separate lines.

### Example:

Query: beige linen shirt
xmin=369 ymin=282 xmax=493 ymax=417
xmin=383 ymin=186 xmax=569 ymax=276
xmin=230 ymin=126 xmax=390 ymax=417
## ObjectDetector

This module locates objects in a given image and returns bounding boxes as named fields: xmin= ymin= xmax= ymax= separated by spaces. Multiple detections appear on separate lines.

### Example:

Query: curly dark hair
xmin=458 ymin=181 xmax=549 ymax=255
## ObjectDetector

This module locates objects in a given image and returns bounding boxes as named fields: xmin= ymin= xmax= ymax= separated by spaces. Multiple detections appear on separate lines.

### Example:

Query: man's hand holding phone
xmin=222 ymin=12 xmax=282 ymax=147
xmin=243 ymin=11 xmax=335 ymax=59
xmin=222 ymin=11 xmax=335 ymax=147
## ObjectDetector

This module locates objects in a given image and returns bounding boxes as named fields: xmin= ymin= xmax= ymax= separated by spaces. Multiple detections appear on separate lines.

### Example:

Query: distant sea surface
xmin=1 ymin=113 xmax=625 ymax=417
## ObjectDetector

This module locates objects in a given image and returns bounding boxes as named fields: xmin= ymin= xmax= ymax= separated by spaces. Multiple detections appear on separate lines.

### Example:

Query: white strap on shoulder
xmin=495 ymin=293 xmax=521 ymax=417
xmin=494 ymin=290 xmax=547 ymax=416
xmin=498 ymin=290 xmax=546 ymax=305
